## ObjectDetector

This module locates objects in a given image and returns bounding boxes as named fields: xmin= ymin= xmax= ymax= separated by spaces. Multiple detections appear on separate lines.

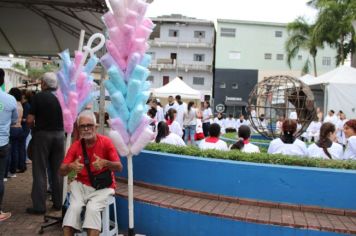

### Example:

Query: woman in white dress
xmin=166 ymin=108 xmax=183 ymax=137
xmin=336 ymin=112 xmax=348 ymax=145
xmin=213 ymin=112 xmax=226 ymax=134
xmin=230 ymin=125 xmax=260 ymax=153
xmin=307 ymin=122 xmax=343 ymax=160
xmin=155 ymin=121 xmax=186 ymax=146
xmin=268 ymin=119 xmax=307 ymax=157
xmin=225 ymin=114 xmax=236 ymax=133
xmin=343 ymin=119 xmax=356 ymax=160
xmin=199 ymin=123 xmax=228 ymax=151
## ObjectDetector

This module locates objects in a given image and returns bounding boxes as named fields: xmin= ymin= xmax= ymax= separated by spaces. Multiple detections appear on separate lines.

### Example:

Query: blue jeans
xmin=9 ymin=127 xmax=23 ymax=174
xmin=0 ymin=144 xmax=9 ymax=211
xmin=18 ymin=128 xmax=30 ymax=171
xmin=184 ymin=125 xmax=196 ymax=146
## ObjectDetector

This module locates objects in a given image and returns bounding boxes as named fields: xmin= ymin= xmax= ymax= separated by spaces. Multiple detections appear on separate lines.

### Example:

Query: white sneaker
xmin=8 ymin=173 xmax=16 ymax=178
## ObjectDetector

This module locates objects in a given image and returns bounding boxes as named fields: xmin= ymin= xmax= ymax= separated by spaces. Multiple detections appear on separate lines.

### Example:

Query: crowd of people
xmin=147 ymin=95 xmax=356 ymax=160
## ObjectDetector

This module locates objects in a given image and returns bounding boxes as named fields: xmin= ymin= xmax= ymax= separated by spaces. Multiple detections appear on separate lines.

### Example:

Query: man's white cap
xmin=42 ymin=72 xmax=58 ymax=89
xmin=289 ymin=111 xmax=297 ymax=120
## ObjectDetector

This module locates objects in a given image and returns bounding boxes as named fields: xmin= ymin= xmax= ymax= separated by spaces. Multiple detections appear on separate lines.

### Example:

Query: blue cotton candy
xmin=128 ymin=104 xmax=144 ymax=134
xmin=125 ymin=53 xmax=140 ymax=79
xmin=59 ymin=50 xmax=71 ymax=76
xmin=111 ymin=92 xmax=130 ymax=122
xmin=130 ymin=65 xmax=149 ymax=83
xmin=104 ymin=80 xmax=117 ymax=96
xmin=141 ymin=81 xmax=151 ymax=92
xmin=134 ymin=91 xmax=150 ymax=108
xmin=84 ymin=56 xmax=99 ymax=74
xmin=107 ymin=103 xmax=120 ymax=119
xmin=78 ymin=93 xmax=94 ymax=113
xmin=100 ymin=53 xmax=118 ymax=71
xmin=108 ymin=66 xmax=127 ymax=96
xmin=126 ymin=79 xmax=141 ymax=110
xmin=140 ymin=54 xmax=152 ymax=68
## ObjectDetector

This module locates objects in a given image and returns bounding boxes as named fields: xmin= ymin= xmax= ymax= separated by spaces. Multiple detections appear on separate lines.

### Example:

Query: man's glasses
xmin=79 ymin=124 xmax=95 ymax=130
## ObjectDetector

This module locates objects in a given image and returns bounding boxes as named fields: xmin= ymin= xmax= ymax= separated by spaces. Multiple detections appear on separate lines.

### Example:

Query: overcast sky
xmin=146 ymin=0 xmax=317 ymax=24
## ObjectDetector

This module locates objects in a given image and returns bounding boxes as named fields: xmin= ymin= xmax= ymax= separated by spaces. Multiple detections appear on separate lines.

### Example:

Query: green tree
xmin=308 ymin=0 xmax=356 ymax=66
xmin=285 ymin=17 xmax=321 ymax=76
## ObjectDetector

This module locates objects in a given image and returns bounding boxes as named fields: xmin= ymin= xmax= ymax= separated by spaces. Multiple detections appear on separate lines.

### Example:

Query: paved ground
xmin=0 ymin=165 xmax=62 ymax=236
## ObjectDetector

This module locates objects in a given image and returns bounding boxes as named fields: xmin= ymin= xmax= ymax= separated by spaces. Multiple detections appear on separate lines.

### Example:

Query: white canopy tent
xmin=308 ymin=66 xmax=356 ymax=119
xmin=153 ymin=77 xmax=202 ymax=103
xmin=299 ymin=74 xmax=315 ymax=85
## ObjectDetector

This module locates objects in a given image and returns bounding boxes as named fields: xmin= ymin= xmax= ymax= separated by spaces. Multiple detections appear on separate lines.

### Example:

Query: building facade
xmin=148 ymin=14 xmax=215 ymax=101
xmin=0 ymin=56 xmax=28 ymax=91
xmin=214 ymin=19 xmax=337 ymax=116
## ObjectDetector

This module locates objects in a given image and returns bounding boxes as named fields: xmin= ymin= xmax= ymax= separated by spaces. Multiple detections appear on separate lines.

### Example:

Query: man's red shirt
xmin=63 ymin=134 xmax=120 ymax=189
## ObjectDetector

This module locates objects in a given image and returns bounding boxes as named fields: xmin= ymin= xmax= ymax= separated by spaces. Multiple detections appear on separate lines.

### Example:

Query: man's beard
xmin=80 ymin=133 xmax=95 ymax=140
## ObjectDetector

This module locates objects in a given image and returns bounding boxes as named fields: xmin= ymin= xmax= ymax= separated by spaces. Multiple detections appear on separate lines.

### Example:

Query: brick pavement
xmin=0 ymin=166 xmax=62 ymax=236
xmin=116 ymin=180 xmax=356 ymax=235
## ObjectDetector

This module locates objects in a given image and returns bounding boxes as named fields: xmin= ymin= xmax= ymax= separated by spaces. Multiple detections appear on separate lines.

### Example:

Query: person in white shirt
xmin=268 ymin=119 xmax=308 ymax=157
xmin=343 ymin=119 xmax=356 ymax=160
xmin=307 ymin=122 xmax=343 ymax=160
xmin=235 ymin=114 xmax=248 ymax=130
xmin=183 ymin=101 xmax=197 ymax=145
xmin=164 ymin=95 xmax=178 ymax=115
xmin=150 ymin=98 xmax=164 ymax=123
xmin=213 ymin=113 xmax=226 ymax=134
xmin=199 ymin=123 xmax=228 ymax=151
xmin=175 ymin=95 xmax=187 ymax=132
xmin=202 ymin=101 xmax=213 ymax=137
xmin=155 ymin=121 xmax=186 ymax=146
xmin=230 ymin=125 xmax=260 ymax=153
xmin=323 ymin=110 xmax=337 ymax=125
xmin=225 ymin=114 xmax=236 ymax=133
xmin=336 ymin=112 xmax=348 ymax=145
xmin=165 ymin=108 xmax=183 ymax=137
xmin=303 ymin=117 xmax=322 ymax=142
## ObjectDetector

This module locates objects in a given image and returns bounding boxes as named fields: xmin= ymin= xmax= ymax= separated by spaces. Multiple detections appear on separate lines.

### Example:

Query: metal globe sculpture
xmin=247 ymin=75 xmax=316 ymax=139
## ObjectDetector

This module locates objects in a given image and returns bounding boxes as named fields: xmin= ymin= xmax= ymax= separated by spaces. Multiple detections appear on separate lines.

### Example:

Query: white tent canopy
xmin=299 ymin=74 xmax=315 ymax=85
xmin=309 ymin=66 xmax=356 ymax=119
xmin=153 ymin=77 xmax=202 ymax=100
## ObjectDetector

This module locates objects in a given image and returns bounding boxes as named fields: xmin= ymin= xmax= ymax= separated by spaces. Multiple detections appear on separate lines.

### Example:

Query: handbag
xmin=81 ymin=139 xmax=113 ymax=190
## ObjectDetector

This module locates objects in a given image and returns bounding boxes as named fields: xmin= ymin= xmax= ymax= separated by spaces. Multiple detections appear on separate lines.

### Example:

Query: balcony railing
xmin=149 ymin=38 xmax=214 ymax=48
xmin=148 ymin=59 xmax=212 ymax=72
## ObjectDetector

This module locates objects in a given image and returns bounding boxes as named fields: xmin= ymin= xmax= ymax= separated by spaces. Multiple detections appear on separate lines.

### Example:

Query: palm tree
xmin=308 ymin=0 xmax=356 ymax=66
xmin=285 ymin=17 xmax=320 ymax=76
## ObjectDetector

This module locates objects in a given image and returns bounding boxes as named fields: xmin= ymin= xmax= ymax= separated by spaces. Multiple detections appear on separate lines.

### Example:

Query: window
xmin=232 ymin=83 xmax=238 ymax=89
xmin=276 ymin=54 xmax=284 ymax=60
xmin=275 ymin=31 xmax=283 ymax=37
xmin=219 ymin=82 xmax=226 ymax=88
xmin=322 ymin=57 xmax=331 ymax=66
xmin=194 ymin=54 xmax=205 ymax=62
xmin=229 ymin=51 xmax=241 ymax=60
xmin=193 ymin=77 xmax=205 ymax=85
xmin=194 ymin=31 xmax=205 ymax=38
xmin=220 ymin=28 xmax=236 ymax=37
xmin=169 ymin=29 xmax=179 ymax=37
xmin=298 ymin=55 xmax=302 ymax=60
xmin=264 ymin=53 xmax=272 ymax=60
xmin=163 ymin=76 xmax=169 ymax=85
xmin=147 ymin=75 xmax=154 ymax=82
xmin=146 ymin=52 xmax=155 ymax=60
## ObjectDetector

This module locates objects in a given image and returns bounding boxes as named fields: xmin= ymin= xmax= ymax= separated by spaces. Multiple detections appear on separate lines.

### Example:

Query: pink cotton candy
xmin=108 ymin=130 xmax=130 ymax=157
xmin=76 ymin=72 xmax=87 ymax=90
xmin=130 ymin=116 xmax=152 ymax=143
xmin=68 ymin=92 xmax=78 ymax=118
xmin=130 ymin=127 xmax=155 ymax=155
xmin=78 ymin=83 xmax=91 ymax=103
xmin=56 ymin=90 xmax=66 ymax=110
xmin=125 ymin=10 xmax=138 ymax=27
xmin=102 ymin=12 xmax=117 ymax=29
xmin=134 ymin=24 xmax=152 ymax=40
xmin=63 ymin=108 xmax=74 ymax=133
xmin=142 ymin=18 xmax=154 ymax=30
xmin=74 ymin=51 xmax=83 ymax=69
xmin=106 ymin=40 xmax=127 ymax=71
xmin=108 ymin=118 xmax=130 ymax=144
xmin=133 ymin=0 xmax=148 ymax=24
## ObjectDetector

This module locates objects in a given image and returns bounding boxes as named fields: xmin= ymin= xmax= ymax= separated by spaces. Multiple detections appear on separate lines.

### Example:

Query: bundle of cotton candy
xmin=56 ymin=49 xmax=98 ymax=134
xmin=101 ymin=0 xmax=155 ymax=156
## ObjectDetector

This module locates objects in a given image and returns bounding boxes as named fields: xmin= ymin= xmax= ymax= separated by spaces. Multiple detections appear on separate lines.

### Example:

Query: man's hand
xmin=69 ymin=156 xmax=84 ymax=173
xmin=92 ymin=154 xmax=107 ymax=171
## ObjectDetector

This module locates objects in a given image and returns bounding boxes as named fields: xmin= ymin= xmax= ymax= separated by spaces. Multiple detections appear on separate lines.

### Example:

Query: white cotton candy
xmin=130 ymin=127 xmax=155 ymax=155
xmin=108 ymin=129 xmax=130 ymax=156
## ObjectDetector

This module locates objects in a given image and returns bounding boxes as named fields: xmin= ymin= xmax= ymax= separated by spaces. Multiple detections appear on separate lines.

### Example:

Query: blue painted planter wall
xmin=116 ymin=197 xmax=346 ymax=236
xmin=118 ymin=151 xmax=356 ymax=210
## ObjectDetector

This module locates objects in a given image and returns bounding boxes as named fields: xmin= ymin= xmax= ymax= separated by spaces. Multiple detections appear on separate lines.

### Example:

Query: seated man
xmin=198 ymin=123 xmax=228 ymax=151
xmin=59 ymin=110 xmax=123 ymax=236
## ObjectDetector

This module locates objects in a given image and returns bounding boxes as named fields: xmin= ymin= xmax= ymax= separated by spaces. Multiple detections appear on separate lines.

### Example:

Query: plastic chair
xmin=75 ymin=196 xmax=118 ymax=236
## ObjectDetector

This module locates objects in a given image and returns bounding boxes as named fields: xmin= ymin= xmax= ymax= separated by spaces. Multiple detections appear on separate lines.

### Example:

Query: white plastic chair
xmin=75 ymin=196 xmax=118 ymax=236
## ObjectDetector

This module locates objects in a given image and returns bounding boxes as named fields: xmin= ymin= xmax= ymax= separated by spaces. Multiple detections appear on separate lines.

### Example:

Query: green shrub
xmin=145 ymin=143 xmax=356 ymax=170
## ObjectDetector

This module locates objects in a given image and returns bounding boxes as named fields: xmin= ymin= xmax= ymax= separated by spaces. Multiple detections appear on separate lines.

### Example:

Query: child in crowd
xmin=165 ymin=108 xmax=183 ymax=137
xmin=199 ymin=123 xmax=228 ymax=151
xmin=155 ymin=121 xmax=186 ymax=146
xmin=213 ymin=112 xmax=225 ymax=134
xmin=343 ymin=119 xmax=356 ymax=159
xmin=230 ymin=125 xmax=260 ymax=153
